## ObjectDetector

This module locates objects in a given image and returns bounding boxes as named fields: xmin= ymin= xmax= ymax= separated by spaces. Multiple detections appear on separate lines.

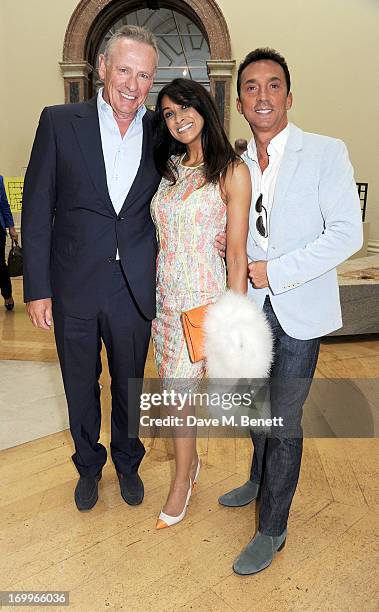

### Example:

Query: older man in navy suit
xmin=22 ymin=26 xmax=161 ymax=511
xmin=0 ymin=175 xmax=18 ymax=310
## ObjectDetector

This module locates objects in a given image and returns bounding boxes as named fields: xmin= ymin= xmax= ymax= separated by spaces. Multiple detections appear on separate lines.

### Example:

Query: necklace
xmin=179 ymin=153 xmax=205 ymax=169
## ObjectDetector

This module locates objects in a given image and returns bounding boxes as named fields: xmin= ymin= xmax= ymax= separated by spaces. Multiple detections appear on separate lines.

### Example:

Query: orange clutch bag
xmin=181 ymin=304 xmax=209 ymax=363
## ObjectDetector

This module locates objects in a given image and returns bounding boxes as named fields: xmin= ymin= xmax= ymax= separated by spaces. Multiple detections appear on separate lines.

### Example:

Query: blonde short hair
xmin=104 ymin=25 xmax=159 ymax=64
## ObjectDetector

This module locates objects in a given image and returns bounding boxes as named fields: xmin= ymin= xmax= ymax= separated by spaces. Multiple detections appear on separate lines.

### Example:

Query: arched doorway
xmin=61 ymin=0 xmax=234 ymax=132
xmin=93 ymin=7 xmax=211 ymax=108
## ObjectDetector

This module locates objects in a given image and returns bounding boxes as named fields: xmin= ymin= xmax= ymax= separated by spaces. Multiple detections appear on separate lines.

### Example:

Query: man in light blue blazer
xmin=218 ymin=48 xmax=363 ymax=575
xmin=0 ymin=175 xmax=18 ymax=310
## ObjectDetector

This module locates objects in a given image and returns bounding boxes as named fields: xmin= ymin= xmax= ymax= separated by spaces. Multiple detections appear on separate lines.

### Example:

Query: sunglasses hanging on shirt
xmin=255 ymin=193 xmax=268 ymax=238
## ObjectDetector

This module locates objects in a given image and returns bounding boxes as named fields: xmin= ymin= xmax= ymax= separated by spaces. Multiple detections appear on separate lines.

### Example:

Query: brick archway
xmin=60 ymin=0 xmax=235 ymax=131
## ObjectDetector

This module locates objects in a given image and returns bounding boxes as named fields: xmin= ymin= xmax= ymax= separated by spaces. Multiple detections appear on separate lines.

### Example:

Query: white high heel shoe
xmin=156 ymin=478 xmax=192 ymax=529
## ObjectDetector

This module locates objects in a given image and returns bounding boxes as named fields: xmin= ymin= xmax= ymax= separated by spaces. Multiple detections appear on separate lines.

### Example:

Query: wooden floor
xmin=1 ymin=278 xmax=378 ymax=611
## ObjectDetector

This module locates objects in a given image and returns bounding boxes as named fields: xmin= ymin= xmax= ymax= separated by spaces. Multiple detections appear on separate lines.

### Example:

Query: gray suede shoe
xmin=218 ymin=480 xmax=260 ymax=507
xmin=233 ymin=529 xmax=287 ymax=575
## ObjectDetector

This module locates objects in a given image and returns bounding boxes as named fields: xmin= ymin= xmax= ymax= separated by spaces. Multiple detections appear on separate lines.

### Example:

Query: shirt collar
xmin=246 ymin=122 xmax=290 ymax=162
xmin=246 ymin=136 xmax=258 ymax=163
xmin=97 ymin=87 xmax=146 ymax=123
xmin=268 ymin=123 xmax=290 ymax=156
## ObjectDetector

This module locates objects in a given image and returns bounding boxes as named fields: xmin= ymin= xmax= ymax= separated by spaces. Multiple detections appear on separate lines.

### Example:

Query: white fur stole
xmin=204 ymin=290 xmax=273 ymax=379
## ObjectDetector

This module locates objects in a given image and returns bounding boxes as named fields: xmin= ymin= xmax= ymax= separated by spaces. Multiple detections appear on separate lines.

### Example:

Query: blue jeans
xmin=250 ymin=296 xmax=320 ymax=536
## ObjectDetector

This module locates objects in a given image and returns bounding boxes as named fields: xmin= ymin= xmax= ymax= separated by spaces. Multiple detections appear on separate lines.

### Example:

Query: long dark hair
xmin=153 ymin=78 xmax=238 ymax=185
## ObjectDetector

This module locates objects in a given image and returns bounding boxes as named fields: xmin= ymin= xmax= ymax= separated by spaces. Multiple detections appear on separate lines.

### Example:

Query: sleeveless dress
xmin=151 ymin=157 xmax=226 ymax=381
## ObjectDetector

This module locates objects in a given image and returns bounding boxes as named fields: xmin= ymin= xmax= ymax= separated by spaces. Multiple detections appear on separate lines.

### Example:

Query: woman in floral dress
xmin=151 ymin=79 xmax=251 ymax=528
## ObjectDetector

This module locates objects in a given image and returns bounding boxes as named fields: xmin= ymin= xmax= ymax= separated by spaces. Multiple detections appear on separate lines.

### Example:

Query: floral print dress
xmin=151 ymin=157 xmax=226 ymax=381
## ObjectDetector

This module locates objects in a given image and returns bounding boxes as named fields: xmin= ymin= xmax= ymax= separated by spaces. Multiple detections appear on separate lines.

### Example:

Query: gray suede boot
xmin=218 ymin=480 xmax=260 ymax=507
xmin=233 ymin=529 xmax=287 ymax=575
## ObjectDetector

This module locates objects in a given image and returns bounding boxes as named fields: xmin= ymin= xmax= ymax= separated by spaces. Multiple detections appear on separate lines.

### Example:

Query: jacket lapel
xmin=269 ymin=124 xmax=303 ymax=229
xmin=274 ymin=124 xmax=303 ymax=201
xmin=71 ymin=97 xmax=114 ymax=214
xmin=120 ymin=111 xmax=153 ymax=213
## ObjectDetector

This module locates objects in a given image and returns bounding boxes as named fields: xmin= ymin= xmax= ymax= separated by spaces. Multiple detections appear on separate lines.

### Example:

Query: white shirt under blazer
xmin=97 ymin=88 xmax=145 ymax=260
xmin=244 ymin=123 xmax=363 ymax=340
xmin=97 ymin=88 xmax=145 ymax=214
xmin=246 ymin=124 xmax=289 ymax=253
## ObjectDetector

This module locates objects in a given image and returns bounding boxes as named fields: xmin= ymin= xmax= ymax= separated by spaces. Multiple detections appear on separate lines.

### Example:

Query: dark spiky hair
xmin=237 ymin=48 xmax=291 ymax=97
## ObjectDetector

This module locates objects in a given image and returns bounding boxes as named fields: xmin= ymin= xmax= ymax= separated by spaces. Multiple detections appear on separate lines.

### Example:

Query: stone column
xmin=206 ymin=60 xmax=235 ymax=135
xmin=59 ymin=62 xmax=93 ymax=103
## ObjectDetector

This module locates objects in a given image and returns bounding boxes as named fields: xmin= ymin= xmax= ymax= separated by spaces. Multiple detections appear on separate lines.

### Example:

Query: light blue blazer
xmin=245 ymin=123 xmax=363 ymax=340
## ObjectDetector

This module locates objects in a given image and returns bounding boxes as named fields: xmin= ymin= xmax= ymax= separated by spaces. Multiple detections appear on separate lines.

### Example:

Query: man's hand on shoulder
xmin=249 ymin=261 xmax=269 ymax=288
xmin=27 ymin=298 xmax=53 ymax=330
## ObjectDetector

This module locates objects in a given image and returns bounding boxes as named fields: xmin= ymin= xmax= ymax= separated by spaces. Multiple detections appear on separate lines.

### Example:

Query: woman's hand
xmin=9 ymin=226 xmax=18 ymax=241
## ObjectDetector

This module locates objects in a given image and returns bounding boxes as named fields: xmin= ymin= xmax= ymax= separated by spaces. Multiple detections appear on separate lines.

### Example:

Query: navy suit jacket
xmin=0 ymin=175 xmax=14 ymax=231
xmin=22 ymin=97 xmax=161 ymax=319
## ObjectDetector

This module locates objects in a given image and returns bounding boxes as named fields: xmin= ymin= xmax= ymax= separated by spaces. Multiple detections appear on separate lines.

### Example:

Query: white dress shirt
xmin=97 ymin=88 xmax=146 ymax=258
xmin=244 ymin=123 xmax=289 ymax=253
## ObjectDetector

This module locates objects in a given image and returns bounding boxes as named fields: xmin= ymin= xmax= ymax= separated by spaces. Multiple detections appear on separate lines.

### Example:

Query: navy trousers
xmin=250 ymin=296 xmax=320 ymax=536
xmin=53 ymin=262 xmax=151 ymax=477
xmin=0 ymin=228 xmax=12 ymax=300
